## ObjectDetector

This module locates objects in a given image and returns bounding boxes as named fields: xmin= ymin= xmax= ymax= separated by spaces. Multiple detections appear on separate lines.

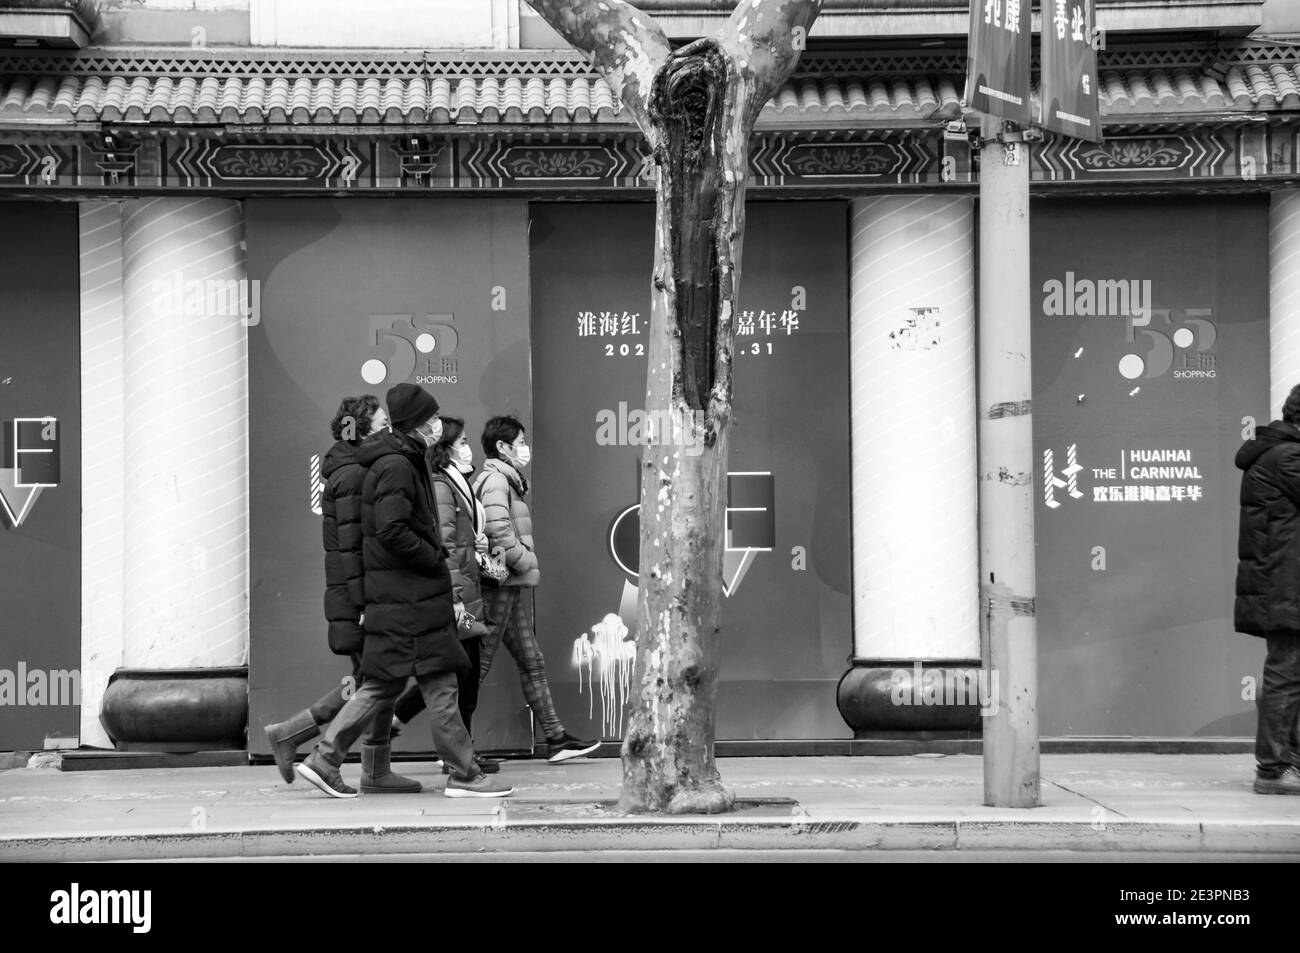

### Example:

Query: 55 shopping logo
xmin=1120 ymin=307 xmax=1217 ymax=382
xmin=359 ymin=313 xmax=460 ymax=386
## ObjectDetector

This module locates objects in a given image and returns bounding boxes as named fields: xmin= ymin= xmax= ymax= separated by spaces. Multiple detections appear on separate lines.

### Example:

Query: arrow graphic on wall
xmin=0 ymin=470 xmax=44 ymax=527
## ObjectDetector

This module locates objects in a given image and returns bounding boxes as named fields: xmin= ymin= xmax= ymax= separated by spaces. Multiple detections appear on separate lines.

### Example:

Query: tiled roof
xmin=0 ymin=49 xmax=1297 ymax=128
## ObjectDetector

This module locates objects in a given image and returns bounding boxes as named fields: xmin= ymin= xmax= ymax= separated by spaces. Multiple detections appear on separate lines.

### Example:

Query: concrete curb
xmin=6 ymin=816 xmax=1300 ymax=861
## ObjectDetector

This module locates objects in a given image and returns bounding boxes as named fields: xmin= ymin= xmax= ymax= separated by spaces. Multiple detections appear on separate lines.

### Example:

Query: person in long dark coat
xmin=1235 ymin=383 xmax=1300 ymax=795
xmin=296 ymin=383 xmax=512 ymax=799
xmin=263 ymin=395 xmax=416 ymax=793
xmin=391 ymin=416 xmax=501 ymax=774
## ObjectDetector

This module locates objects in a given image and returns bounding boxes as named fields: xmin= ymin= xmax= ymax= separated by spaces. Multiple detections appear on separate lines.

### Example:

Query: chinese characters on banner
xmin=577 ymin=308 xmax=802 ymax=357
xmin=1040 ymin=0 xmax=1102 ymax=142
xmin=965 ymin=0 xmax=1032 ymax=123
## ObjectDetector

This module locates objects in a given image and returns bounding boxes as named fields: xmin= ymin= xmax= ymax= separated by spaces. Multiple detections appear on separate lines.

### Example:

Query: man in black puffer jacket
xmin=297 ymin=383 xmax=512 ymax=799
xmin=1234 ymin=383 xmax=1300 ymax=795
xmin=263 ymin=395 xmax=417 ymax=793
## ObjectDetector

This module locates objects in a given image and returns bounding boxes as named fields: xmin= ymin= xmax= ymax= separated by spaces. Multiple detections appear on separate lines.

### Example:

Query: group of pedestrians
xmin=262 ymin=383 xmax=598 ymax=799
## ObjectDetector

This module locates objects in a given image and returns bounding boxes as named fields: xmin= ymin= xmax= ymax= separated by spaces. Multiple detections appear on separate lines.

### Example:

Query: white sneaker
xmin=444 ymin=773 xmax=513 ymax=798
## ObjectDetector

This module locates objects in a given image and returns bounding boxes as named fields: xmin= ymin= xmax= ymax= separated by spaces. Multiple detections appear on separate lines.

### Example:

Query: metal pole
xmin=978 ymin=120 xmax=1040 ymax=808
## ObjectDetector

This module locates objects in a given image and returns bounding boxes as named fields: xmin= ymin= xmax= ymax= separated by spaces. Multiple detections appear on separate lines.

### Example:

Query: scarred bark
xmin=525 ymin=0 xmax=822 ymax=814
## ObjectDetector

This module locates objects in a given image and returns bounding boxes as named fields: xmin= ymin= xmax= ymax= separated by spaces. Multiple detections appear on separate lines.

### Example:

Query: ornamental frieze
xmin=1076 ymin=138 xmax=1190 ymax=171
xmin=0 ymin=127 xmax=1290 ymax=192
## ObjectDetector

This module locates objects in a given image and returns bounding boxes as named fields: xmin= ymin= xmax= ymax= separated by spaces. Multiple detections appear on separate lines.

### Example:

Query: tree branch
xmin=717 ymin=0 xmax=822 ymax=122
xmin=523 ymin=0 xmax=673 ymax=134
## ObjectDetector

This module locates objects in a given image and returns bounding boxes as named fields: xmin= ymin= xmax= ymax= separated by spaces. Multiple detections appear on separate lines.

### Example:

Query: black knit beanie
xmin=386 ymin=383 xmax=440 ymax=434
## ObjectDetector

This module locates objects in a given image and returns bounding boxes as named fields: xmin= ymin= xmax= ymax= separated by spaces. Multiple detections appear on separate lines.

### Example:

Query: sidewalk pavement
xmin=2 ymin=753 xmax=1299 ymax=861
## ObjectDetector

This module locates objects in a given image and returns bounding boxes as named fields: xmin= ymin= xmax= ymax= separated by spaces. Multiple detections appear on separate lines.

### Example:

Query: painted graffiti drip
xmin=571 ymin=613 xmax=636 ymax=739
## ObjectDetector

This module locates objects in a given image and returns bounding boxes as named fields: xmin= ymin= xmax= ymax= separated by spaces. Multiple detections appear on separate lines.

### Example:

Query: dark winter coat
xmin=477 ymin=457 xmax=540 ymax=587
xmin=357 ymin=430 xmax=468 ymax=680
xmin=321 ymin=440 xmax=365 ymax=656
xmin=431 ymin=466 xmax=485 ymax=639
xmin=1235 ymin=419 xmax=1300 ymax=638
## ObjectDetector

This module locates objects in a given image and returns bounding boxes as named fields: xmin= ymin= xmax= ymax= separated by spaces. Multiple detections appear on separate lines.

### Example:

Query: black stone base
xmin=100 ymin=666 xmax=248 ymax=752
xmin=60 ymin=749 xmax=249 ymax=771
xmin=837 ymin=659 xmax=986 ymax=737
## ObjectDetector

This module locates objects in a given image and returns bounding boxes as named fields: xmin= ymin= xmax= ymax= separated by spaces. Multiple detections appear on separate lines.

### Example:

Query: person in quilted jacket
xmin=262 ymin=395 xmax=405 ymax=786
xmin=477 ymin=414 xmax=599 ymax=764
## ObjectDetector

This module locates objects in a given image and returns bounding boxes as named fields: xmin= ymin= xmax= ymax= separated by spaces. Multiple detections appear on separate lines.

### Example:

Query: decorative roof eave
xmin=1 ymin=44 xmax=1299 ymax=133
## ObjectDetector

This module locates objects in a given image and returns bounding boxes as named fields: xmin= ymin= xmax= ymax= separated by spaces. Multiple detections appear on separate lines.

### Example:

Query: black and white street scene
xmin=1 ymin=0 xmax=1298 ymax=922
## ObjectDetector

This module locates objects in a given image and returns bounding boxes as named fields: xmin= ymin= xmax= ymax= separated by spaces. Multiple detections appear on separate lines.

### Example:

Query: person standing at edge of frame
xmin=475 ymin=414 xmax=600 ymax=763
xmin=262 ymin=395 xmax=418 ymax=793
xmin=1235 ymin=382 xmax=1300 ymax=795
xmin=389 ymin=416 xmax=502 ymax=775
xmin=296 ymin=383 xmax=512 ymax=799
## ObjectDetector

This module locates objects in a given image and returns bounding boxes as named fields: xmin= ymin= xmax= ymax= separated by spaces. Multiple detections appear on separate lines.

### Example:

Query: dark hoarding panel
xmin=529 ymin=202 xmax=852 ymax=742
xmin=966 ymin=0 xmax=1032 ymax=124
xmin=0 ymin=202 xmax=81 ymax=748
xmin=245 ymin=199 xmax=533 ymax=754
xmin=1040 ymin=0 xmax=1102 ymax=142
xmin=1032 ymin=197 xmax=1267 ymax=737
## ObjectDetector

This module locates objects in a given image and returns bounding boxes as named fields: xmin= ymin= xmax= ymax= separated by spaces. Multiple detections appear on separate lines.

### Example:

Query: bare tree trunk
xmin=525 ymin=0 xmax=821 ymax=814
xmin=620 ymin=39 xmax=745 ymax=813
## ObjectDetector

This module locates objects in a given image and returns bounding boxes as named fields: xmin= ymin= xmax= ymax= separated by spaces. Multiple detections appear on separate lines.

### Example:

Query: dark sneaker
xmin=1254 ymin=766 xmax=1300 ymax=795
xmin=444 ymin=772 xmax=513 ymax=798
xmin=546 ymin=733 xmax=601 ymax=764
xmin=442 ymin=756 xmax=500 ymax=775
xmin=295 ymin=752 xmax=358 ymax=799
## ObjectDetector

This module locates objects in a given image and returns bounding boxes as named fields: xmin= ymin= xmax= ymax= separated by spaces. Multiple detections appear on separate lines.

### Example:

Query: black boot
xmin=360 ymin=743 xmax=422 ymax=794
xmin=263 ymin=709 xmax=320 ymax=784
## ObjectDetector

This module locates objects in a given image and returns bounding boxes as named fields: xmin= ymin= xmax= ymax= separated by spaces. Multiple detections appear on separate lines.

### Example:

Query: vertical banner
xmin=1032 ymin=197 xmax=1267 ymax=737
xmin=1040 ymin=0 xmax=1102 ymax=142
xmin=245 ymin=199 xmax=533 ymax=753
xmin=530 ymin=202 xmax=852 ymax=742
xmin=965 ymin=0 xmax=1032 ymax=123
xmin=0 ymin=202 xmax=82 ymax=748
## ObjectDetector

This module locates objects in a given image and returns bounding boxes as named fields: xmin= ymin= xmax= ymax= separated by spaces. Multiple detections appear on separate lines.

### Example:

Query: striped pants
xmin=481 ymin=586 xmax=565 ymax=741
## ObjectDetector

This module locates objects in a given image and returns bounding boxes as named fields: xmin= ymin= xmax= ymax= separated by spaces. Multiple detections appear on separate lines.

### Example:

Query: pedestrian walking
xmin=475 ymin=415 xmax=599 ymax=763
xmin=391 ymin=416 xmax=501 ymax=775
xmin=1235 ymin=383 xmax=1300 ymax=795
xmin=262 ymin=395 xmax=418 ymax=792
xmin=295 ymin=384 xmax=511 ymax=799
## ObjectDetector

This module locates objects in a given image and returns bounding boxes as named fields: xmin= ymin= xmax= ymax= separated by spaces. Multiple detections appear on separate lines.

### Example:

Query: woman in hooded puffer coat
xmin=262 ymin=395 xmax=418 ymax=792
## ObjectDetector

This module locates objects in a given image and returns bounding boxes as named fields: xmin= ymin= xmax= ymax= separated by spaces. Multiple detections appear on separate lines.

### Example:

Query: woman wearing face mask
xmin=475 ymin=415 xmax=599 ymax=763
xmin=389 ymin=417 xmax=500 ymax=774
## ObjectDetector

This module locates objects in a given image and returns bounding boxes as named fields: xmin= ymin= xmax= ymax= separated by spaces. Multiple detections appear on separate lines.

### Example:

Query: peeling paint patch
xmin=988 ymin=399 xmax=1032 ymax=419
xmin=995 ymin=467 xmax=1030 ymax=486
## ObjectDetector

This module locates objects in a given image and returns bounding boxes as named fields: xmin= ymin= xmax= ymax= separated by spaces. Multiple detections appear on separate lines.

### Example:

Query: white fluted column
xmin=850 ymin=196 xmax=979 ymax=660
xmin=1270 ymin=191 xmax=1300 ymax=413
xmin=79 ymin=201 xmax=126 ymax=748
xmin=120 ymin=198 xmax=249 ymax=669
xmin=837 ymin=195 xmax=980 ymax=736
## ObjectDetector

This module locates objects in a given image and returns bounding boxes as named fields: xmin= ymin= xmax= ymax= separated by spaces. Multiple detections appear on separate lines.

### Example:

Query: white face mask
xmin=514 ymin=443 xmax=531 ymax=468
xmin=454 ymin=444 xmax=473 ymax=471
xmin=415 ymin=419 xmax=442 ymax=447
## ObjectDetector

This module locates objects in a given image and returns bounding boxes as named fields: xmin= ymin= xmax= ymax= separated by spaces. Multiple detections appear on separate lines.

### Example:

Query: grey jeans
xmin=313 ymin=671 xmax=478 ymax=781
xmin=1257 ymin=634 xmax=1300 ymax=777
